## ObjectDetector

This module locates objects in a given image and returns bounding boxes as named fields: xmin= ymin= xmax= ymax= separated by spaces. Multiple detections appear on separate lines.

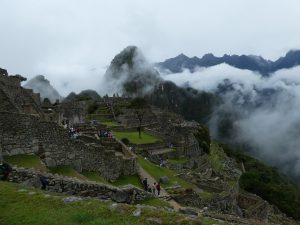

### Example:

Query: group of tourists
xmin=68 ymin=127 xmax=79 ymax=139
xmin=98 ymin=129 xmax=113 ymax=138
xmin=142 ymin=178 xmax=161 ymax=196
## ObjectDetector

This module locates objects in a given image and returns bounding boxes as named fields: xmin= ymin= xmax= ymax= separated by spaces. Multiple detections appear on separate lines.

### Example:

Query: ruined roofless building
xmin=0 ymin=68 xmax=42 ymax=115
xmin=0 ymin=68 xmax=138 ymax=180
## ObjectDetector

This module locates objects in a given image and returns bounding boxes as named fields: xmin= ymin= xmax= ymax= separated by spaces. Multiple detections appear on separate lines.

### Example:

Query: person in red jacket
xmin=156 ymin=182 xmax=161 ymax=196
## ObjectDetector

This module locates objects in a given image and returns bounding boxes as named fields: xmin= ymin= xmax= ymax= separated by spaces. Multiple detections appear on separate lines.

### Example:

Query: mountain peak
xmin=157 ymin=50 xmax=300 ymax=75
xmin=105 ymin=46 xmax=161 ymax=96
xmin=23 ymin=75 xmax=62 ymax=103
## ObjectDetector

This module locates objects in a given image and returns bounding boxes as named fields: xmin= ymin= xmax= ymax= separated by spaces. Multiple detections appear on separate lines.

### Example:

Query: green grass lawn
xmin=138 ymin=157 xmax=192 ymax=189
xmin=0 ymin=181 xmax=223 ymax=225
xmin=81 ymin=171 xmax=109 ymax=184
xmin=113 ymin=131 xmax=161 ymax=144
xmin=112 ymin=175 xmax=143 ymax=189
xmin=168 ymin=157 xmax=188 ymax=165
xmin=49 ymin=166 xmax=87 ymax=180
xmin=4 ymin=154 xmax=48 ymax=172
xmin=102 ymin=121 xmax=120 ymax=128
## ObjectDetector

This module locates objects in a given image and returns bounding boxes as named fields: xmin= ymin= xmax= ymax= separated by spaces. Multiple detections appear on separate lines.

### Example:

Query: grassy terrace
xmin=4 ymin=154 xmax=48 ymax=172
xmin=82 ymin=171 xmax=143 ymax=189
xmin=102 ymin=121 xmax=120 ymax=128
xmin=49 ymin=166 xmax=88 ymax=180
xmin=138 ymin=157 xmax=192 ymax=189
xmin=113 ymin=131 xmax=161 ymax=144
xmin=168 ymin=157 xmax=188 ymax=165
xmin=112 ymin=175 xmax=143 ymax=189
xmin=1 ymin=181 xmax=226 ymax=225
xmin=81 ymin=171 xmax=109 ymax=184
xmin=4 ymin=154 xmax=143 ymax=188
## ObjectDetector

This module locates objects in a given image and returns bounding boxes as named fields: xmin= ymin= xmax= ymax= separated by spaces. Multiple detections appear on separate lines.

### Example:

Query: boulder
xmin=132 ymin=208 xmax=141 ymax=217
xmin=179 ymin=207 xmax=198 ymax=216
xmin=159 ymin=176 xmax=169 ymax=184
xmin=21 ymin=176 xmax=42 ymax=188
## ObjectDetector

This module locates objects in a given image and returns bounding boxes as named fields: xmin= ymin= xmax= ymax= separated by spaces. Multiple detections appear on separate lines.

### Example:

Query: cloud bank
xmin=163 ymin=65 xmax=300 ymax=180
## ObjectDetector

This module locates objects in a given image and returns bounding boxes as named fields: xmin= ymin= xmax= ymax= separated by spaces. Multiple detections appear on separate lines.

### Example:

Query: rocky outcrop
xmin=105 ymin=46 xmax=162 ymax=96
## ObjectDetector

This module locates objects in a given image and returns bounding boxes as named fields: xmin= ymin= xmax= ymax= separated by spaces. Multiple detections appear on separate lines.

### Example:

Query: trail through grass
xmin=138 ymin=157 xmax=192 ymax=189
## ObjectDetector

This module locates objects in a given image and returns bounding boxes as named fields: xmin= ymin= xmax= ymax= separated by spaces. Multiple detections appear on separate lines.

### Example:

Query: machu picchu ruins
xmin=1 ymin=64 xmax=299 ymax=225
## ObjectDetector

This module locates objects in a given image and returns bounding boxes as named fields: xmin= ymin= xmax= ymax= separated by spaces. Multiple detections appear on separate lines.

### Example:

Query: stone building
xmin=0 ymin=68 xmax=42 ymax=115
xmin=0 ymin=68 xmax=137 ymax=180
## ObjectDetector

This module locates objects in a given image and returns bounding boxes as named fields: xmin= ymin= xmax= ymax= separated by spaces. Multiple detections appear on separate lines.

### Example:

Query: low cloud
xmin=163 ymin=64 xmax=300 ymax=180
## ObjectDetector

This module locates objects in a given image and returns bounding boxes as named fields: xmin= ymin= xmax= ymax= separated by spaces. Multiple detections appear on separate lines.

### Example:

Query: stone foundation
xmin=9 ymin=167 xmax=151 ymax=203
xmin=0 ymin=112 xmax=137 ymax=180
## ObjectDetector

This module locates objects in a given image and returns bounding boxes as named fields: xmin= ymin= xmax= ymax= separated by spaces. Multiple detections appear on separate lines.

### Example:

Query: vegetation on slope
xmin=138 ymin=156 xmax=192 ymax=188
xmin=221 ymin=143 xmax=300 ymax=220
xmin=0 ymin=181 xmax=225 ymax=225
xmin=4 ymin=154 xmax=48 ymax=172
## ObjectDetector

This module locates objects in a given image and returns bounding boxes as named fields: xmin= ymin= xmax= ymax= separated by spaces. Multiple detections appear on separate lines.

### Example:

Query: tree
xmin=130 ymin=97 xmax=149 ymax=139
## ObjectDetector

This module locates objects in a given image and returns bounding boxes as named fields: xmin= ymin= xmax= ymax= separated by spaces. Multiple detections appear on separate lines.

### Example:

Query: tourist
xmin=142 ymin=178 xmax=148 ymax=191
xmin=152 ymin=182 xmax=157 ymax=195
xmin=0 ymin=162 xmax=12 ymax=181
xmin=156 ymin=182 xmax=161 ymax=196
xmin=39 ymin=175 xmax=49 ymax=190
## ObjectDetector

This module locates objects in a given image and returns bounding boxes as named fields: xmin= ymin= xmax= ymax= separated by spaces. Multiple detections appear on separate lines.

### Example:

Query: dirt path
xmin=138 ymin=165 xmax=181 ymax=210
xmin=94 ymin=134 xmax=182 ymax=210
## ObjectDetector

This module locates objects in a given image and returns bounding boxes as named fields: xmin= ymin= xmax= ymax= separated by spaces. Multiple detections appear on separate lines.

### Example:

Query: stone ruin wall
xmin=0 ymin=73 xmax=42 ymax=114
xmin=0 ymin=112 xmax=137 ymax=180
xmin=10 ymin=167 xmax=150 ymax=203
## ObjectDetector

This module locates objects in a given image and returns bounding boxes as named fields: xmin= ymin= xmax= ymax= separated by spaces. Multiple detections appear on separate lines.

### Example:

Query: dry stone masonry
xmin=0 ymin=69 xmax=138 ymax=181
xmin=10 ymin=166 xmax=150 ymax=203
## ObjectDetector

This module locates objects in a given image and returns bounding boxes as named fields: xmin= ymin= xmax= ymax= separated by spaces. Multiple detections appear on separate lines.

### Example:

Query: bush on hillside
xmin=221 ymin=143 xmax=300 ymax=220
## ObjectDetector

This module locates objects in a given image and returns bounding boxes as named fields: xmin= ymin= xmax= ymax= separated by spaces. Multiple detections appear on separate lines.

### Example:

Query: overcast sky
xmin=1 ymin=0 xmax=300 ymax=94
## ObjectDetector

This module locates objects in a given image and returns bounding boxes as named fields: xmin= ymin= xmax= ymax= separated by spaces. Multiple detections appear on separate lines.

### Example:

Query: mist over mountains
xmin=157 ymin=50 xmax=300 ymax=76
xmin=20 ymin=46 xmax=300 ymax=182
xmin=164 ymin=63 xmax=300 ymax=181
xmin=104 ymin=46 xmax=300 ymax=181
xmin=24 ymin=75 xmax=62 ymax=103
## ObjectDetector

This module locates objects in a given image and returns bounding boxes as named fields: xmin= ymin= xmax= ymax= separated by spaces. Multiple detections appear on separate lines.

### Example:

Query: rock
xmin=112 ymin=190 xmax=128 ymax=203
xmin=146 ymin=218 xmax=162 ymax=225
xmin=63 ymin=196 xmax=83 ymax=203
xmin=110 ymin=203 xmax=118 ymax=210
xmin=132 ymin=208 xmax=142 ymax=217
xmin=179 ymin=207 xmax=198 ymax=216
xmin=159 ymin=176 xmax=169 ymax=184
xmin=21 ymin=177 xmax=42 ymax=188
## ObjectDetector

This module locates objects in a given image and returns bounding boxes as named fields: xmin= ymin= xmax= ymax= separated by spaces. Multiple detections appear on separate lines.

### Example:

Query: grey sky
xmin=1 ymin=0 xmax=300 ymax=94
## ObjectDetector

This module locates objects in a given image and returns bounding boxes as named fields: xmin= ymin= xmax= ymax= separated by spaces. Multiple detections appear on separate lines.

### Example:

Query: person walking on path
xmin=142 ymin=178 xmax=148 ymax=191
xmin=152 ymin=182 xmax=157 ymax=195
xmin=156 ymin=182 xmax=161 ymax=196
